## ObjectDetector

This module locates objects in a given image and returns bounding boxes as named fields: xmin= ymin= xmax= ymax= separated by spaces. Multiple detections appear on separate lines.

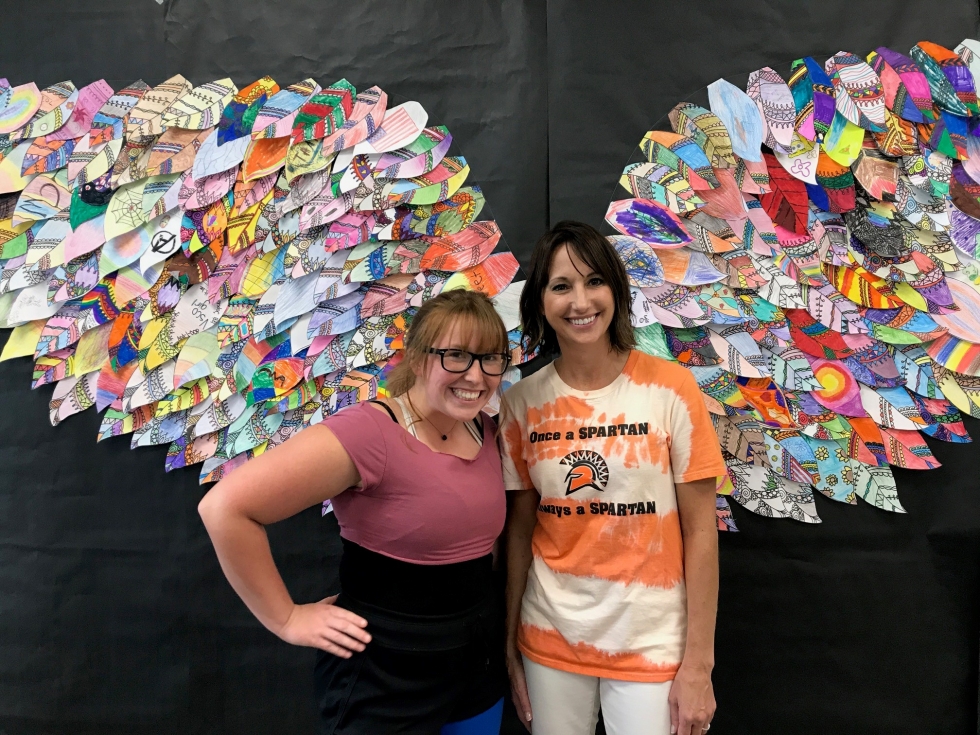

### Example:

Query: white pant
xmin=523 ymin=656 xmax=672 ymax=735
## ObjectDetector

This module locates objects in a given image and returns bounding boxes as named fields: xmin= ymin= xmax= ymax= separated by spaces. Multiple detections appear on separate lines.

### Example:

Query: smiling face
xmin=412 ymin=320 xmax=504 ymax=422
xmin=542 ymin=244 xmax=616 ymax=352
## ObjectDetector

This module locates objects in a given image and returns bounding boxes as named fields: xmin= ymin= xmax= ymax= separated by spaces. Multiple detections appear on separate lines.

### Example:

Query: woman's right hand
xmin=278 ymin=595 xmax=372 ymax=658
xmin=506 ymin=643 xmax=533 ymax=732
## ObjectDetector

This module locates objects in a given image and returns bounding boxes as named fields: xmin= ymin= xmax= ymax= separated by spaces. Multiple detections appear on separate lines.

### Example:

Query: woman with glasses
xmin=500 ymin=221 xmax=725 ymax=735
xmin=199 ymin=289 xmax=513 ymax=735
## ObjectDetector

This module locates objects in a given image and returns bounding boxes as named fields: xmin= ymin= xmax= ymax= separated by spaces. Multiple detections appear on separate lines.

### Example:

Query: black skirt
xmin=314 ymin=541 xmax=506 ymax=735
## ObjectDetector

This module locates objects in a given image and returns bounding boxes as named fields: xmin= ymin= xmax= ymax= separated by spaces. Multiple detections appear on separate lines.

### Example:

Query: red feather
xmin=759 ymin=152 xmax=809 ymax=234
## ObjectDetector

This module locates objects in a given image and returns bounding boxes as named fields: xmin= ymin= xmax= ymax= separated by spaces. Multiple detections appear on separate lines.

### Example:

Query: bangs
xmin=462 ymin=309 xmax=509 ymax=353
xmin=406 ymin=290 xmax=509 ymax=360
xmin=561 ymin=237 xmax=611 ymax=282
xmin=430 ymin=308 xmax=509 ymax=354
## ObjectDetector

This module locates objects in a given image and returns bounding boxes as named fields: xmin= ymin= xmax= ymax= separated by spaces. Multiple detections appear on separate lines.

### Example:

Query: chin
xmin=559 ymin=328 xmax=607 ymax=346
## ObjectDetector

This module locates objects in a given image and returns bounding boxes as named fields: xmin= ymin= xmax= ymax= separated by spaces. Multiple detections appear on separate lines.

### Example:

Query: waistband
xmin=338 ymin=537 xmax=494 ymax=615
xmin=335 ymin=591 xmax=499 ymax=653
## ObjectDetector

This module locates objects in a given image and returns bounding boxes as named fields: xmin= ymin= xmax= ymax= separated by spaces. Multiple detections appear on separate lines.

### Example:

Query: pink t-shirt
xmin=325 ymin=402 xmax=506 ymax=565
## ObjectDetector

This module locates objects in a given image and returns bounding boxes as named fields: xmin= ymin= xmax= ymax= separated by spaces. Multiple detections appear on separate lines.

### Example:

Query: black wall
xmin=1 ymin=2 xmax=978 ymax=733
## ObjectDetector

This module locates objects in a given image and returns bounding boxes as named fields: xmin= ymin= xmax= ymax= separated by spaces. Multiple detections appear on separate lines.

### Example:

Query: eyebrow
xmin=439 ymin=345 xmax=505 ymax=355
xmin=546 ymin=271 xmax=601 ymax=284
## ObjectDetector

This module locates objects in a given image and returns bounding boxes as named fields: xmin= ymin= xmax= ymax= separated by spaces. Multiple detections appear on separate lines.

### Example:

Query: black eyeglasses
xmin=427 ymin=348 xmax=512 ymax=376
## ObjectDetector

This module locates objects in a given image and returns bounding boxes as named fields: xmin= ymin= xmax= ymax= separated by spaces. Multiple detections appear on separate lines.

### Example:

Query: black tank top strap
xmin=367 ymin=399 xmax=398 ymax=424
xmin=371 ymin=398 xmax=482 ymax=443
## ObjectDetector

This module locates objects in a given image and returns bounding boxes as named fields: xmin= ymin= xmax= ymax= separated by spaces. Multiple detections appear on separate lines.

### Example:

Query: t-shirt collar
xmin=546 ymin=350 xmax=638 ymax=400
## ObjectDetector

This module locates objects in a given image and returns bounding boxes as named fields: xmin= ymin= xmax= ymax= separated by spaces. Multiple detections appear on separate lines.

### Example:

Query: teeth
xmin=569 ymin=315 xmax=596 ymax=326
xmin=452 ymin=389 xmax=481 ymax=400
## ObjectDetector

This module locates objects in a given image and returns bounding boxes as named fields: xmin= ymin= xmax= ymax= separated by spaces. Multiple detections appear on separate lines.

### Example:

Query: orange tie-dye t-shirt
xmin=499 ymin=350 xmax=726 ymax=682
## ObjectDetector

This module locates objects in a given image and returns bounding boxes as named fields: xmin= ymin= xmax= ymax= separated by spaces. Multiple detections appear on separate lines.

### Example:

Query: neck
xmin=405 ymin=385 xmax=455 ymax=433
xmin=553 ymin=337 xmax=630 ymax=391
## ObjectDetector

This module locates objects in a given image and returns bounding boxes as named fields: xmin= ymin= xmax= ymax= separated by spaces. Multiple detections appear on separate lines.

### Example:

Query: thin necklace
xmin=405 ymin=392 xmax=457 ymax=441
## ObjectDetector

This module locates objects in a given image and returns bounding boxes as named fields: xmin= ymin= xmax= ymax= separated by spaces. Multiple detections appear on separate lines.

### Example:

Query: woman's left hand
xmin=668 ymin=661 xmax=715 ymax=735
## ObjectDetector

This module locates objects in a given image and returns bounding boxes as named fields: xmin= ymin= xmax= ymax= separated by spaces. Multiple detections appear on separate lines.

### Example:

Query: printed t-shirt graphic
xmin=561 ymin=449 xmax=608 ymax=495
xmin=499 ymin=350 xmax=725 ymax=682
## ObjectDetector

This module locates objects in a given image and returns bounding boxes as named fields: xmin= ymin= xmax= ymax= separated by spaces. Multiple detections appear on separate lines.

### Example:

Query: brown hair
xmin=520 ymin=220 xmax=635 ymax=356
xmin=386 ymin=289 xmax=509 ymax=396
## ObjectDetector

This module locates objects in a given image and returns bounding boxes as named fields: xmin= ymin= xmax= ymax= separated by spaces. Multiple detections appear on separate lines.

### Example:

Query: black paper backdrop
xmin=1 ymin=1 xmax=979 ymax=733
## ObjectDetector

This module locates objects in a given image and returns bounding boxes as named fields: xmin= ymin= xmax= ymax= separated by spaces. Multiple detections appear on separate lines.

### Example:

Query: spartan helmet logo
xmin=560 ymin=450 xmax=609 ymax=496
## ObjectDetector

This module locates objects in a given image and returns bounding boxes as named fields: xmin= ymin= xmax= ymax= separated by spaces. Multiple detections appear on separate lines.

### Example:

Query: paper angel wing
xmin=0 ymin=73 xmax=524 ymax=491
xmin=604 ymin=42 xmax=980 ymax=531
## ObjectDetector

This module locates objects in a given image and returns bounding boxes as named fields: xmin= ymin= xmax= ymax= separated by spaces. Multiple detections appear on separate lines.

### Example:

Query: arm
xmin=504 ymin=488 xmax=539 ymax=731
xmin=198 ymin=423 xmax=371 ymax=658
xmin=669 ymin=477 xmax=719 ymax=735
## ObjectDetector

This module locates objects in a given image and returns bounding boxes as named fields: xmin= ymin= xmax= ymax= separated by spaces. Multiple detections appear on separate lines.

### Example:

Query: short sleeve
xmin=498 ymin=391 xmax=534 ymax=491
xmin=321 ymin=402 xmax=388 ymax=492
xmin=668 ymin=371 xmax=726 ymax=483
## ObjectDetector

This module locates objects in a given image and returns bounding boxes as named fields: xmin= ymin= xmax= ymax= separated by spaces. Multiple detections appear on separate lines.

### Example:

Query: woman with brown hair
xmin=199 ymin=289 xmax=512 ymax=735
xmin=501 ymin=221 xmax=725 ymax=735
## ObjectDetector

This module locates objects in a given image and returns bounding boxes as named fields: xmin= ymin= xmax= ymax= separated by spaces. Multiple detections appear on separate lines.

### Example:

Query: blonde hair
xmin=386 ymin=289 xmax=509 ymax=396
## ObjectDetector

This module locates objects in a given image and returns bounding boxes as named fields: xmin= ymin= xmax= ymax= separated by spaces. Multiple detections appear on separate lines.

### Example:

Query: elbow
xmin=198 ymin=484 xmax=259 ymax=535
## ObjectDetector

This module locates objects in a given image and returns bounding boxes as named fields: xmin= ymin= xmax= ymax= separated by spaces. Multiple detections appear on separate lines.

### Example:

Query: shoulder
xmin=324 ymin=401 xmax=388 ymax=431
xmin=625 ymin=351 xmax=696 ymax=392
xmin=337 ymin=400 xmax=383 ymax=418
xmin=501 ymin=362 xmax=555 ymax=409
xmin=365 ymin=398 xmax=400 ymax=422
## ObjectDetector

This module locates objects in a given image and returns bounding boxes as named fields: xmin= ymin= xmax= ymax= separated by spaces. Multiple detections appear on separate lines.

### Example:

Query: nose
xmin=570 ymin=282 xmax=590 ymax=310
xmin=461 ymin=358 xmax=486 ymax=383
